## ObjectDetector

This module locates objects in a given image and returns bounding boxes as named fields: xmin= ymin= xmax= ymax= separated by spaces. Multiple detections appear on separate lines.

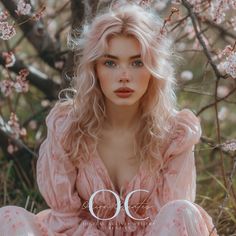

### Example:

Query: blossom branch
xmin=0 ymin=53 xmax=60 ymax=100
xmin=181 ymin=0 xmax=222 ymax=79
xmin=1 ymin=0 xmax=64 ymax=70
xmin=181 ymin=0 xmax=236 ymax=231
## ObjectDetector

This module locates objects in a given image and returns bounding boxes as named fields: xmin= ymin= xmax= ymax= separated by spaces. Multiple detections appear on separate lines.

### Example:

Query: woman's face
xmin=95 ymin=35 xmax=152 ymax=107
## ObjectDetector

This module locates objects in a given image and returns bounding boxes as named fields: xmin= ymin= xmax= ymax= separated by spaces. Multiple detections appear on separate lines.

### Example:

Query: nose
xmin=119 ymin=77 xmax=129 ymax=83
xmin=119 ymin=66 xmax=130 ymax=83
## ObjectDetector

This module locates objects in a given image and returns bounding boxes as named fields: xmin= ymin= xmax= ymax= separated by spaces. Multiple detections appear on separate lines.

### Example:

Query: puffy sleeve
xmin=160 ymin=109 xmax=202 ymax=206
xmin=36 ymin=101 xmax=82 ymax=234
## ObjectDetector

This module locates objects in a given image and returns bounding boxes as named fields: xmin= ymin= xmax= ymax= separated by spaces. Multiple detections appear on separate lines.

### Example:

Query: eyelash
xmin=132 ymin=60 xmax=144 ymax=67
xmin=103 ymin=60 xmax=144 ymax=68
xmin=104 ymin=60 xmax=116 ymax=67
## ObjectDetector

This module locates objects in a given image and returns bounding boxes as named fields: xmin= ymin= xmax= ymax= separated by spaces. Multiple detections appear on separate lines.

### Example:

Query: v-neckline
xmin=94 ymin=148 xmax=143 ymax=197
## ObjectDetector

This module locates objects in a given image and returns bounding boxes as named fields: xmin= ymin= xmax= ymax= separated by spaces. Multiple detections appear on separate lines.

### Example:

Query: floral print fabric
xmin=0 ymin=102 xmax=218 ymax=236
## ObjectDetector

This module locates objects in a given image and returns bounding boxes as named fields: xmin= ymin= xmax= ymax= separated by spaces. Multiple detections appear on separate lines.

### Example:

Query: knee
xmin=159 ymin=199 xmax=199 ymax=217
xmin=0 ymin=205 xmax=43 ymax=236
xmin=0 ymin=205 xmax=24 ymax=216
xmin=146 ymin=200 xmax=210 ymax=236
xmin=0 ymin=206 xmax=29 ymax=222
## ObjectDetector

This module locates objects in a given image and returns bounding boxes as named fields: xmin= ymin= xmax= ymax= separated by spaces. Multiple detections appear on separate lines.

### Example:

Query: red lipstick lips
xmin=114 ymin=87 xmax=134 ymax=98
xmin=114 ymin=87 xmax=134 ymax=92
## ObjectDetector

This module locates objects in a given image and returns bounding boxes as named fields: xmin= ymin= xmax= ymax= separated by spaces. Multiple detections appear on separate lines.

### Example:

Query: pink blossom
xmin=0 ymin=21 xmax=16 ymax=40
xmin=14 ymin=77 xmax=29 ymax=93
xmin=190 ymin=0 xmax=205 ymax=13
xmin=229 ymin=0 xmax=236 ymax=9
xmin=14 ymin=69 xmax=29 ymax=93
xmin=217 ymin=44 xmax=236 ymax=78
xmin=0 ymin=10 xmax=8 ymax=21
xmin=7 ymin=112 xmax=27 ymax=139
xmin=15 ymin=0 xmax=31 ymax=16
xmin=210 ymin=6 xmax=225 ymax=24
xmin=221 ymin=139 xmax=236 ymax=153
xmin=208 ymin=0 xmax=232 ymax=24
xmin=18 ymin=68 xmax=29 ymax=78
xmin=2 ymin=51 xmax=16 ymax=68
xmin=0 ymin=21 xmax=6 ymax=30
xmin=218 ymin=45 xmax=233 ymax=59
xmin=32 ymin=6 xmax=46 ymax=21
xmin=7 ymin=144 xmax=18 ymax=154
xmin=0 ymin=79 xmax=14 ymax=97
xmin=224 ymin=52 xmax=236 ymax=78
xmin=0 ymin=69 xmax=29 ymax=96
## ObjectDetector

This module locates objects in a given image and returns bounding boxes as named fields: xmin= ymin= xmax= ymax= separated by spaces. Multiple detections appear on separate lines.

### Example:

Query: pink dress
xmin=0 ymin=102 xmax=218 ymax=236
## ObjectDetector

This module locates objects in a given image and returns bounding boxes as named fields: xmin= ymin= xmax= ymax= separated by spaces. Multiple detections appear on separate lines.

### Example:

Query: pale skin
xmin=95 ymin=35 xmax=152 ymax=194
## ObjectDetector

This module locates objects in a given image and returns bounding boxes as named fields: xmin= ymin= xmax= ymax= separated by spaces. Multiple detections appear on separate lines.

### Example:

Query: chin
xmin=105 ymin=95 xmax=140 ymax=107
xmin=112 ymin=99 xmax=138 ymax=107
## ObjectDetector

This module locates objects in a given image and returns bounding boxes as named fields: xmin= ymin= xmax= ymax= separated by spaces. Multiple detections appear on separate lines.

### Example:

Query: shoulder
xmin=38 ymin=100 xmax=77 ymax=175
xmin=45 ymin=100 xmax=74 ymax=135
xmin=170 ymin=108 xmax=202 ymax=142
xmin=162 ymin=108 xmax=202 ymax=157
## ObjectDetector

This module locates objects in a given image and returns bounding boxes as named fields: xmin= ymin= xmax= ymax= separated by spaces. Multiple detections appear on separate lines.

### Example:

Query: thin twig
xmin=197 ymin=86 xmax=236 ymax=115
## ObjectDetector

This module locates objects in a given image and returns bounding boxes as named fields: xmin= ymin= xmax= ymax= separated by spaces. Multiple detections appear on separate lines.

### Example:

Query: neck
xmin=103 ymin=99 xmax=140 ymax=132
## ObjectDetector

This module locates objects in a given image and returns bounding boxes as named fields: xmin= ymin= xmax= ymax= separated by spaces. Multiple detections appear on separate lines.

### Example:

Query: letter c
xmin=124 ymin=189 xmax=150 ymax=221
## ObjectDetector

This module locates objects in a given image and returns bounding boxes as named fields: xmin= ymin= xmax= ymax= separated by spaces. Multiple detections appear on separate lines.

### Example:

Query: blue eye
xmin=104 ymin=60 xmax=116 ymax=68
xmin=132 ymin=60 xmax=144 ymax=67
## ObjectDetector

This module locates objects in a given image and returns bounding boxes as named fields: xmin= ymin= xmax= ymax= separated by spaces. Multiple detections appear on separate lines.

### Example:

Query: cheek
xmin=137 ymin=71 xmax=151 ymax=90
xmin=96 ymin=66 xmax=107 ymax=84
xmin=97 ymin=68 xmax=113 ymax=90
xmin=99 ymin=74 xmax=110 ymax=88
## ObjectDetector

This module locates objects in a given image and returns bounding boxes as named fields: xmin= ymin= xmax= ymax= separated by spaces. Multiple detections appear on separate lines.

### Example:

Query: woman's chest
xmin=75 ymin=143 xmax=158 ymax=203
xmin=96 ymin=132 xmax=141 ymax=194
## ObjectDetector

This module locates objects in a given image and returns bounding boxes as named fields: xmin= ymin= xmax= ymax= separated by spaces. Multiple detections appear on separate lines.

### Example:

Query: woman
xmin=0 ymin=3 xmax=218 ymax=236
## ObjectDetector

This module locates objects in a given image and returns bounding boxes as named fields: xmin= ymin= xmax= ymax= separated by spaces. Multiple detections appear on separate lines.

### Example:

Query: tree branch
xmin=181 ymin=0 xmax=222 ymax=79
xmin=1 ymin=0 xmax=64 ymax=71
xmin=0 ymin=54 xmax=60 ymax=100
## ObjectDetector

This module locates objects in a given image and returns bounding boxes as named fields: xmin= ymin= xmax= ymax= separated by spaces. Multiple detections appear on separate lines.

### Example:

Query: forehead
xmin=105 ymin=35 xmax=141 ymax=58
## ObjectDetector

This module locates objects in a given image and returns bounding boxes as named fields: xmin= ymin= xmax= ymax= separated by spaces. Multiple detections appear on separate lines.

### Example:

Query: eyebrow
xmin=102 ymin=54 xmax=141 ymax=59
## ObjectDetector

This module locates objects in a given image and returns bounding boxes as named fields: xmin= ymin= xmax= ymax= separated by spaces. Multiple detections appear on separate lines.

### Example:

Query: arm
xmin=160 ymin=109 xmax=202 ymax=205
xmin=36 ymin=101 xmax=81 ymax=234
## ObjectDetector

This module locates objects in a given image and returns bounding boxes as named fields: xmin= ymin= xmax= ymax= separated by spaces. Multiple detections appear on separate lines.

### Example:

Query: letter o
xmin=89 ymin=189 xmax=121 ymax=220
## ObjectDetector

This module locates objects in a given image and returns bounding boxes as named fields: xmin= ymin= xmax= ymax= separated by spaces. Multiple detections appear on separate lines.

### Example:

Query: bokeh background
xmin=0 ymin=0 xmax=236 ymax=235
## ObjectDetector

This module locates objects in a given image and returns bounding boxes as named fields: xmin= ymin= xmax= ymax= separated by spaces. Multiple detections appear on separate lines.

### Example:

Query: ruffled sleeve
xmin=36 ymin=101 xmax=82 ymax=234
xmin=160 ymin=109 xmax=202 ymax=206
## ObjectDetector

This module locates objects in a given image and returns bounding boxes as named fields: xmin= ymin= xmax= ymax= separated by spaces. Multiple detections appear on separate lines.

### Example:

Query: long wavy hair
xmin=60 ymin=3 xmax=179 ymax=175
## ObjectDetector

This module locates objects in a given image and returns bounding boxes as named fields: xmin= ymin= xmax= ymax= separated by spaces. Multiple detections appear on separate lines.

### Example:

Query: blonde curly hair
xmin=60 ymin=3 xmax=179 ymax=175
